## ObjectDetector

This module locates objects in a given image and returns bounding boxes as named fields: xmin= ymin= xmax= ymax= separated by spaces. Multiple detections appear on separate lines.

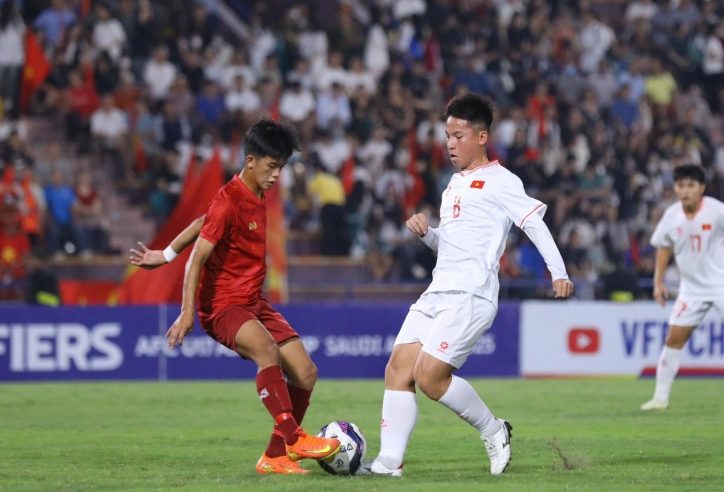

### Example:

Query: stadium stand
xmin=0 ymin=0 xmax=723 ymax=302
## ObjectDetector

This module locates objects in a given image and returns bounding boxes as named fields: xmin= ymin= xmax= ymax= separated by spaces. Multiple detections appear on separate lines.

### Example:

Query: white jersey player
xmin=359 ymin=94 xmax=574 ymax=478
xmin=641 ymin=165 xmax=724 ymax=410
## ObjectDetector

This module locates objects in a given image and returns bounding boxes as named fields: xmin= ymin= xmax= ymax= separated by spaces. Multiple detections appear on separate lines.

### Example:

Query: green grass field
xmin=1 ymin=379 xmax=723 ymax=491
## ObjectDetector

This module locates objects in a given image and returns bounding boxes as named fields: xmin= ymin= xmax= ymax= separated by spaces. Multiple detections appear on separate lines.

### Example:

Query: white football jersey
xmin=650 ymin=197 xmax=724 ymax=300
xmin=422 ymin=161 xmax=545 ymax=305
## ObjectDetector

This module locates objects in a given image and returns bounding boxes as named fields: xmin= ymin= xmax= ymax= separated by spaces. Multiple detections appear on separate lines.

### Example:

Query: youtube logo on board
xmin=568 ymin=328 xmax=600 ymax=354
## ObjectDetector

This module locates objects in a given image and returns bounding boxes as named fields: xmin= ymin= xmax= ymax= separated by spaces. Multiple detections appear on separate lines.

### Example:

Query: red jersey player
xmin=130 ymin=120 xmax=340 ymax=473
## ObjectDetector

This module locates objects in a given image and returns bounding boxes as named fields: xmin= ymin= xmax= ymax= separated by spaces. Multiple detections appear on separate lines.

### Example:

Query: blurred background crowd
xmin=1 ymin=0 xmax=724 ymax=302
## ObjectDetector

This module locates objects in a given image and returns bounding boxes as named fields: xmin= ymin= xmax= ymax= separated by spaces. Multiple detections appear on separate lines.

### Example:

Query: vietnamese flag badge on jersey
xmin=702 ymin=224 xmax=712 ymax=231
xmin=470 ymin=180 xmax=485 ymax=189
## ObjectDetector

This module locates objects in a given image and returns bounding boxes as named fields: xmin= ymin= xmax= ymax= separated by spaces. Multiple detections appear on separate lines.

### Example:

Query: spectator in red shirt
xmin=0 ymin=212 xmax=30 ymax=301
xmin=75 ymin=172 xmax=111 ymax=254
xmin=526 ymin=82 xmax=557 ymax=139
xmin=62 ymin=57 xmax=100 ymax=147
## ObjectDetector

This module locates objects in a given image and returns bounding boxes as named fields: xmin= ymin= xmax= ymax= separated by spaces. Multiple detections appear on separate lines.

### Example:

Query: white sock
xmin=438 ymin=375 xmax=501 ymax=438
xmin=377 ymin=390 xmax=417 ymax=469
xmin=654 ymin=346 xmax=681 ymax=403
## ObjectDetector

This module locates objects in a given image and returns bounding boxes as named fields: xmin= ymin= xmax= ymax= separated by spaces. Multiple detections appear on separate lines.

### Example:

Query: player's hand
xmin=130 ymin=242 xmax=167 ymax=270
xmin=553 ymin=279 xmax=574 ymax=298
xmin=166 ymin=311 xmax=194 ymax=349
xmin=654 ymin=282 xmax=669 ymax=307
xmin=406 ymin=213 xmax=430 ymax=237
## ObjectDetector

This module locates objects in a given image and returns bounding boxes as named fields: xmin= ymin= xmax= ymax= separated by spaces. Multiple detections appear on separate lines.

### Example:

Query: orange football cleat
xmin=256 ymin=453 xmax=310 ymax=474
xmin=286 ymin=429 xmax=341 ymax=462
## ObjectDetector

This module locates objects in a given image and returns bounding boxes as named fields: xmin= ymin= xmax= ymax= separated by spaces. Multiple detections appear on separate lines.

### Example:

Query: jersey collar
xmin=459 ymin=160 xmax=499 ymax=176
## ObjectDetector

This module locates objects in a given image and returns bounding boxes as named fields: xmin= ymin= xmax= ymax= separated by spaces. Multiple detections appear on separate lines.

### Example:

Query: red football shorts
xmin=199 ymin=298 xmax=298 ymax=353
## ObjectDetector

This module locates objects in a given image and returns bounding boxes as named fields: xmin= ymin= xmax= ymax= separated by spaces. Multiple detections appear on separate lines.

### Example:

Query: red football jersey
xmin=197 ymin=175 xmax=266 ymax=318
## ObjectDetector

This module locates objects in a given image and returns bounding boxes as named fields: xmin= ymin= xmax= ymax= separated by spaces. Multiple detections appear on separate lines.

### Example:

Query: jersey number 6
xmin=453 ymin=195 xmax=461 ymax=218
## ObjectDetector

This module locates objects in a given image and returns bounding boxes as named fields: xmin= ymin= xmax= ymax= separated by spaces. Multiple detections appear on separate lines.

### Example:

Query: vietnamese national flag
xmin=117 ymin=151 xmax=224 ymax=304
xmin=702 ymin=224 xmax=712 ymax=231
xmin=470 ymin=180 xmax=485 ymax=189
xmin=19 ymin=31 xmax=51 ymax=113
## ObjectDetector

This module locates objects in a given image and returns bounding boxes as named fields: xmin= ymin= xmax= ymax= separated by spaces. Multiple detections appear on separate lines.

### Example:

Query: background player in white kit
xmin=359 ymin=94 xmax=574 ymax=478
xmin=641 ymin=165 xmax=724 ymax=410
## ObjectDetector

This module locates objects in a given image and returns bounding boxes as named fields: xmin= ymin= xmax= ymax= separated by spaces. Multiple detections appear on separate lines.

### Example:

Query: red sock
xmin=256 ymin=366 xmax=299 ymax=445
xmin=265 ymin=383 xmax=313 ymax=458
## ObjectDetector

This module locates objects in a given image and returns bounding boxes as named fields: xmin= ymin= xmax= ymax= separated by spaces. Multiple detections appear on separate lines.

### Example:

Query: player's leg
xmin=642 ymin=299 xmax=708 ymax=410
xmin=364 ymin=302 xmax=434 ymax=477
xmin=372 ymin=342 xmax=422 ymax=475
xmin=257 ymin=336 xmax=317 ymax=474
xmin=261 ymin=337 xmax=317 ymax=459
xmin=226 ymin=315 xmax=339 ymax=463
xmin=413 ymin=293 xmax=512 ymax=475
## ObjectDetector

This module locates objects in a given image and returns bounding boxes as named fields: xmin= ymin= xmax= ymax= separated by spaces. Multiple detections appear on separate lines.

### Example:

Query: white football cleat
xmin=355 ymin=458 xmax=403 ymax=477
xmin=640 ymin=398 xmax=668 ymax=410
xmin=354 ymin=459 xmax=372 ymax=476
xmin=483 ymin=418 xmax=512 ymax=475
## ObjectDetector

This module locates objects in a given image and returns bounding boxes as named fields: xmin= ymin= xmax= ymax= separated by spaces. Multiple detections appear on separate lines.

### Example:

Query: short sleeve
xmin=650 ymin=214 xmax=673 ymax=249
xmin=199 ymin=198 xmax=233 ymax=246
xmin=499 ymin=174 xmax=547 ymax=227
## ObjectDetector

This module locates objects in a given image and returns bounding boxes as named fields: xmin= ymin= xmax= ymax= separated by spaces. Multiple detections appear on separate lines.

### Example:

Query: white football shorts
xmin=394 ymin=291 xmax=497 ymax=368
xmin=668 ymin=296 xmax=724 ymax=328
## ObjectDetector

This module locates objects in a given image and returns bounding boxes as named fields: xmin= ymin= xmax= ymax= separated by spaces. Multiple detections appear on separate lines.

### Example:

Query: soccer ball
xmin=316 ymin=421 xmax=366 ymax=475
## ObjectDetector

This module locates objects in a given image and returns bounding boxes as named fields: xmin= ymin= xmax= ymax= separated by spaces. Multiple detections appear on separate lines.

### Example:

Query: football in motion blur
xmin=316 ymin=421 xmax=367 ymax=475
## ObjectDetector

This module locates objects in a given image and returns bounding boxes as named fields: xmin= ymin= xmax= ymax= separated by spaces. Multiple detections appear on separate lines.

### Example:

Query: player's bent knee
xmin=246 ymin=342 xmax=281 ymax=369
xmin=297 ymin=362 xmax=318 ymax=389
xmin=412 ymin=366 xmax=447 ymax=401
xmin=665 ymin=325 xmax=694 ymax=349
xmin=385 ymin=360 xmax=415 ymax=390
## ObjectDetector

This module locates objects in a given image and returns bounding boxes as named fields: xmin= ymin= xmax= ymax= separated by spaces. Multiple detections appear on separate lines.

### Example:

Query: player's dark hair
xmin=673 ymin=164 xmax=705 ymax=184
xmin=443 ymin=93 xmax=494 ymax=131
xmin=244 ymin=119 xmax=301 ymax=162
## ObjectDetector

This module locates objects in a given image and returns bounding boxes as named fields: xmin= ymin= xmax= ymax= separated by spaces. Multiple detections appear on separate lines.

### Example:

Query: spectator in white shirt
xmin=345 ymin=57 xmax=376 ymax=95
xmin=416 ymin=110 xmax=448 ymax=146
xmin=703 ymin=23 xmax=724 ymax=111
xmin=578 ymin=11 xmax=616 ymax=74
xmin=316 ymin=51 xmax=349 ymax=92
xmin=91 ymin=93 xmax=129 ymax=178
xmin=143 ymin=46 xmax=177 ymax=101
xmin=364 ymin=15 xmax=389 ymax=80
xmin=280 ymin=80 xmax=316 ymax=141
xmin=314 ymin=129 xmax=352 ymax=174
xmin=0 ymin=1 xmax=25 ymax=115
xmin=224 ymin=75 xmax=261 ymax=114
xmin=221 ymin=50 xmax=256 ymax=89
xmin=357 ymin=127 xmax=393 ymax=174
xmin=287 ymin=58 xmax=314 ymax=91
xmin=91 ymin=93 xmax=128 ymax=147
xmin=92 ymin=3 xmax=126 ymax=61
xmin=625 ymin=0 xmax=658 ymax=23
xmin=316 ymin=82 xmax=352 ymax=130
xmin=279 ymin=81 xmax=316 ymax=123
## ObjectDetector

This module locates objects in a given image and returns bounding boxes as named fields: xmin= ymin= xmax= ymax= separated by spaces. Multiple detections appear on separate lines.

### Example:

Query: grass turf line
xmin=1 ymin=379 xmax=723 ymax=491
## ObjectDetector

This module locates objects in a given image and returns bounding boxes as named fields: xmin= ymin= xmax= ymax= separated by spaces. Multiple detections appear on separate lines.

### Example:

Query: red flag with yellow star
xmin=470 ymin=180 xmax=485 ymax=189
xmin=19 ymin=31 xmax=51 ymax=113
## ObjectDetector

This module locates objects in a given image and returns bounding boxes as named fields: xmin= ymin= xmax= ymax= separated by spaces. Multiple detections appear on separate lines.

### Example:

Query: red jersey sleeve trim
xmin=520 ymin=203 xmax=544 ymax=228
xmin=199 ymin=231 xmax=219 ymax=245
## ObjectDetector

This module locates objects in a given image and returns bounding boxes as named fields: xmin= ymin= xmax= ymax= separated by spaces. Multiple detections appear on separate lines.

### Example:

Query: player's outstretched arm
xmin=166 ymin=236 xmax=214 ymax=349
xmin=653 ymin=247 xmax=672 ymax=307
xmin=521 ymin=214 xmax=574 ymax=298
xmin=130 ymin=215 xmax=206 ymax=269
xmin=407 ymin=213 xmax=439 ymax=251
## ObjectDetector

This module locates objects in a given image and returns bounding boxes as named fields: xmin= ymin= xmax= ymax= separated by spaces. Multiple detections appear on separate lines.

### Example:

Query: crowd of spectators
xmin=1 ymin=0 xmax=724 ymax=300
